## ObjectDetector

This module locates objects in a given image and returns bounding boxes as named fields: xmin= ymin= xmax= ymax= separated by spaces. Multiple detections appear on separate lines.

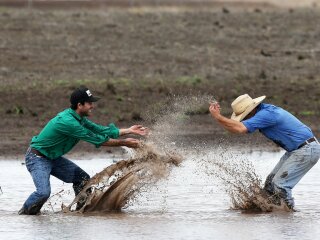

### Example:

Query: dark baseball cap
xmin=70 ymin=86 xmax=100 ymax=105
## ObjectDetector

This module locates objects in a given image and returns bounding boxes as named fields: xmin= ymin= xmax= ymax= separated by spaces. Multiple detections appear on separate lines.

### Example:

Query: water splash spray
xmin=64 ymin=143 xmax=182 ymax=213
xmin=63 ymin=95 xmax=213 ymax=213
xmin=199 ymin=145 xmax=289 ymax=212
xmin=48 ymin=94 xmax=288 ymax=213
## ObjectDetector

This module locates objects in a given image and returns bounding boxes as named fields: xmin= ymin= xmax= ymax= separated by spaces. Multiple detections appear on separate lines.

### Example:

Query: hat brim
xmin=231 ymin=96 xmax=266 ymax=122
xmin=88 ymin=96 xmax=101 ymax=102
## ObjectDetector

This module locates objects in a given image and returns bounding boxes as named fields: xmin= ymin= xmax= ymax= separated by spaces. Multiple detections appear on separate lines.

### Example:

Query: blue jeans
xmin=264 ymin=141 xmax=320 ymax=207
xmin=21 ymin=148 xmax=90 ymax=215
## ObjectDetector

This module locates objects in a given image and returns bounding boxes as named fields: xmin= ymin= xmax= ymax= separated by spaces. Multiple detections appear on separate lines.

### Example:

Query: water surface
xmin=1 ymin=151 xmax=319 ymax=240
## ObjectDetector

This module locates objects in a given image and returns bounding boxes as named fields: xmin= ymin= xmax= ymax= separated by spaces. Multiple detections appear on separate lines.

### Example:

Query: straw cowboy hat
xmin=231 ymin=94 xmax=266 ymax=121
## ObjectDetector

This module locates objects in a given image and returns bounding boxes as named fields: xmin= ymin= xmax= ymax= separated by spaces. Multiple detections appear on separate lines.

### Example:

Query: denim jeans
xmin=264 ymin=141 xmax=320 ymax=207
xmin=21 ymin=148 xmax=90 ymax=215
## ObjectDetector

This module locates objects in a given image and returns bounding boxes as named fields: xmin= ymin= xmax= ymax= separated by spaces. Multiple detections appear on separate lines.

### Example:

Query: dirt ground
xmin=0 ymin=1 xmax=320 ymax=158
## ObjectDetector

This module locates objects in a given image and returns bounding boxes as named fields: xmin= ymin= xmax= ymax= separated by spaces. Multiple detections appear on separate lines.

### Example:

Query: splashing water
xmin=49 ymin=95 xmax=289 ymax=214
xmin=200 ymin=146 xmax=290 ymax=212
xmin=141 ymin=95 xmax=289 ymax=212
xmin=63 ymin=143 xmax=182 ymax=213
xmin=63 ymin=95 xmax=214 ymax=214
xmin=144 ymin=94 xmax=215 ymax=151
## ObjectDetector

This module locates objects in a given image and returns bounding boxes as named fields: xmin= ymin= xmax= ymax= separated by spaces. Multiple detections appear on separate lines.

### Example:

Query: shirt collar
xmin=68 ymin=108 xmax=83 ymax=121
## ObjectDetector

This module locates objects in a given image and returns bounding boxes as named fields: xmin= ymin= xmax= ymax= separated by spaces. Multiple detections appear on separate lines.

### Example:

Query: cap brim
xmin=231 ymin=96 xmax=266 ymax=121
xmin=88 ymin=96 xmax=101 ymax=102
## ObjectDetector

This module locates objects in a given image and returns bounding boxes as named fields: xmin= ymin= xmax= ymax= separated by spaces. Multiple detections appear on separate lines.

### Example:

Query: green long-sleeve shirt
xmin=30 ymin=108 xmax=119 ymax=159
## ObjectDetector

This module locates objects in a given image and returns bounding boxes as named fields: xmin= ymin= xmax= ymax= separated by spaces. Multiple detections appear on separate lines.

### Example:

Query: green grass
xmin=176 ymin=76 xmax=202 ymax=86
xmin=299 ymin=111 xmax=315 ymax=116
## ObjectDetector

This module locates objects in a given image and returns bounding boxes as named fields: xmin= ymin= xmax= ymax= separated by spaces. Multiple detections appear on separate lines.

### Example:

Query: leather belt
xmin=30 ymin=148 xmax=46 ymax=157
xmin=297 ymin=137 xmax=318 ymax=149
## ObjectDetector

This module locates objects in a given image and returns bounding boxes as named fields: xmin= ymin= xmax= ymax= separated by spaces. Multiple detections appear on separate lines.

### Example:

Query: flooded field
xmin=1 ymin=150 xmax=320 ymax=240
xmin=1 ymin=1 xmax=320 ymax=239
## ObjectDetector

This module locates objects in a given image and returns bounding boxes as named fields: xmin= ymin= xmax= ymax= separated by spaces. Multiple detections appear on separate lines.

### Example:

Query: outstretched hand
xmin=209 ymin=102 xmax=221 ymax=119
xmin=124 ymin=138 xmax=141 ymax=148
xmin=129 ymin=125 xmax=149 ymax=136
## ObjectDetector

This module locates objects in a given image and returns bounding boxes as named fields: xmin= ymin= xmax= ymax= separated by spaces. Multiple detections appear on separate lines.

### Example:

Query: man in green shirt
xmin=19 ymin=86 xmax=148 ymax=215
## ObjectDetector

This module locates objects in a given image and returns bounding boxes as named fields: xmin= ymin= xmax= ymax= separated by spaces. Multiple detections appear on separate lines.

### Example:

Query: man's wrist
xmin=212 ymin=113 xmax=221 ymax=120
xmin=120 ymin=128 xmax=131 ymax=135
xmin=126 ymin=128 xmax=131 ymax=134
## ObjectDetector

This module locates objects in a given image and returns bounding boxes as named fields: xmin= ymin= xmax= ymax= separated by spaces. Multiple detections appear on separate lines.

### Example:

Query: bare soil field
xmin=0 ymin=1 xmax=320 ymax=158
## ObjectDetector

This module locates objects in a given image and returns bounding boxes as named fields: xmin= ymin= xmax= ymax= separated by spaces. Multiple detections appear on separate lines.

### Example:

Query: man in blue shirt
xmin=209 ymin=94 xmax=320 ymax=210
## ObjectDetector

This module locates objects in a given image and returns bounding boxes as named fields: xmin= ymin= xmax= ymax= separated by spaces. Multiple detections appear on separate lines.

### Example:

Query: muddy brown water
xmin=65 ymin=144 xmax=182 ymax=214
xmin=1 ymin=96 xmax=319 ymax=239
xmin=1 ymin=148 xmax=320 ymax=240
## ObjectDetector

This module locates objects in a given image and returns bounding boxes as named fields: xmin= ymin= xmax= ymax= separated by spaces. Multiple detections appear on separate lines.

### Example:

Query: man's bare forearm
xmin=215 ymin=115 xmax=247 ymax=134
xmin=101 ymin=138 xmax=140 ymax=148
xmin=209 ymin=102 xmax=247 ymax=134
xmin=101 ymin=139 xmax=128 ymax=147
